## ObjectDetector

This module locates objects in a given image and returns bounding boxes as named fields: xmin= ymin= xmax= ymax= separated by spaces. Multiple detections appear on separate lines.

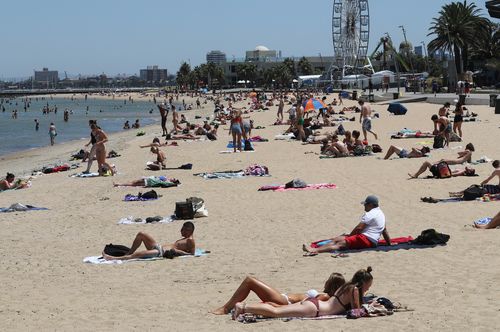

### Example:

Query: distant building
xmin=139 ymin=65 xmax=167 ymax=84
xmin=206 ymin=50 xmax=227 ymax=65
xmin=245 ymin=46 xmax=278 ymax=62
xmin=34 ymin=68 xmax=59 ymax=83
xmin=414 ymin=45 xmax=423 ymax=57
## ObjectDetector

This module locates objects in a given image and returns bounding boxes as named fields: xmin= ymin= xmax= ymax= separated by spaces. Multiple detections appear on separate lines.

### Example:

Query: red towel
xmin=311 ymin=236 xmax=413 ymax=248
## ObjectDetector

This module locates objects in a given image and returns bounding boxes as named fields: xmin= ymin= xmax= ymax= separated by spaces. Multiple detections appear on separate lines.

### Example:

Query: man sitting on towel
xmin=303 ymin=195 xmax=391 ymax=254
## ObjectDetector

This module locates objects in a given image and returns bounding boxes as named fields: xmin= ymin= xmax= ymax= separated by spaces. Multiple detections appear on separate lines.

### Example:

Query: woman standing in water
xmin=48 ymin=122 xmax=57 ymax=146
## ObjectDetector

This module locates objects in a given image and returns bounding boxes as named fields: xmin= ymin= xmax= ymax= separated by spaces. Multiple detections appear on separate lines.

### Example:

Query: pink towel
xmin=258 ymin=183 xmax=337 ymax=192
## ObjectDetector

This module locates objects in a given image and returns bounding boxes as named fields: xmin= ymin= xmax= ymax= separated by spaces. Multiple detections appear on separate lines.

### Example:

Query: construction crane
xmin=369 ymin=33 xmax=410 ymax=72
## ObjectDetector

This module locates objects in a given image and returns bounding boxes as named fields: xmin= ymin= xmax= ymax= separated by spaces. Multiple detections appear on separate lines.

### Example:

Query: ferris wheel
xmin=332 ymin=0 xmax=370 ymax=70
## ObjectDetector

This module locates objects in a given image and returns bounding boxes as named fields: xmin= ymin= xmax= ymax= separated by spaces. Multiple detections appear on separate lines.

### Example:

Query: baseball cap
xmin=361 ymin=195 xmax=379 ymax=206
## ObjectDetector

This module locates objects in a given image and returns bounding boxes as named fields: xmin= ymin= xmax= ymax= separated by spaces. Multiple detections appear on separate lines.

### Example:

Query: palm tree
xmin=273 ymin=64 xmax=293 ymax=88
xmin=282 ymin=58 xmax=296 ymax=78
xmin=176 ymin=62 xmax=191 ymax=89
xmin=236 ymin=63 xmax=257 ymax=86
xmin=297 ymin=57 xmax=314 ymax=75
xmin=427 ymin=1 xmax=490 ymax=76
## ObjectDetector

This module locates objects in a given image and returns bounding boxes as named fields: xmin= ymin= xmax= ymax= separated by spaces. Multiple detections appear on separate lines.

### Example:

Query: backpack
xmin=412 ymin=229 xmax=450 ymax=245
xmin=285 ymin=178 xmax=307 ymax=189
xmin=433 ymin=135 xmax=444 ymax=149
xmin=178 ymin=163 xmax=193 ymax=170
xmin=371 ymin=144 xmax=383 ymax=153
xmin=463 ymin=185 xmax=487 ymax=201
xmin=175 ymin=197 xmax=205 ymax=219
xmin=244 ymin=140 xmax=254 ymax=151
xmin=139 ymin=190 xmax=158 ymax=200
xmin=103 ymin=244 xmax=130 ymax=257
xmin=430 ymin=162 xmax=451 ymax=178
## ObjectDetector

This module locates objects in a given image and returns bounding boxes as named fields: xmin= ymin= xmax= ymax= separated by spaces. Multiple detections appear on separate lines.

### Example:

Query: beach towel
xmin=195 ymin=171 xmax=245 ymax=179
xmin=274 ymin=133 xmax=295 ymax=140
xmin=227 ymin=140 xmax=254 ymax=149
xmin=237 ymin=313 xmax=346 ymax=324
xmin=118 ymin=215 xmax=177 ymax=224
xmin=258 ymin=183 xmax=336 ymax=192
xmin=310 ymin=236 xmax=413 ymax=249
xmin=249 ymin=136 xmax=268 ymax=142
xmin=219 ymin=150 xmax=254 ymax=154
xmin=0 ymin=203 xmax=49 ymax=213
xmin=474 ymin=217 xmax=492 ymax=227
xmin=83 ymin=249 xmax=209 ymax=264
xmin=123 ymin=194 xmax=158 ymax=201
xmin=70 ymin=172 xmax=100 ymax=178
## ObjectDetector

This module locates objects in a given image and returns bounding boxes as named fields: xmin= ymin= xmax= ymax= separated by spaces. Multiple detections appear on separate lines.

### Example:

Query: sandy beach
xmin=0 ymin=92 xmax=499 ymax=331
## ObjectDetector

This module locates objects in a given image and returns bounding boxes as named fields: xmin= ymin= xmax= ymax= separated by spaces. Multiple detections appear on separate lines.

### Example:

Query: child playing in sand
xmin=103 ymin=222 xmax=195 ymax=260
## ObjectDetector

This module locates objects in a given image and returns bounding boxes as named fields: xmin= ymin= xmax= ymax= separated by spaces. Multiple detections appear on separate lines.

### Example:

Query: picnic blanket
xmin=237 ymin=313 xmax=346 ymax=323
xmin=0 ymin=203 xmax=49 ymax=213
xmin=83 ymin=248 xmax=209 ymax=264
xmin=258 ymin=183 xmax=336 ymax=192
xmin=195 ymin=164 xmax=269 ymax=179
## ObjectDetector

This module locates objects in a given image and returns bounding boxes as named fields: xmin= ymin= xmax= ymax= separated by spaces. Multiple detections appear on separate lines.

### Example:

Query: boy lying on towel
xmin=303 ymin=195 xmax=392 ymax=255
xmin=103 ymin=222 xmax=195 ymax=260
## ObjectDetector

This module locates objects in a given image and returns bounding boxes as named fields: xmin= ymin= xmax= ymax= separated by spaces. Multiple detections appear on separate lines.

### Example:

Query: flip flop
xmin=303 ymin=252 xmax=318 ymax=257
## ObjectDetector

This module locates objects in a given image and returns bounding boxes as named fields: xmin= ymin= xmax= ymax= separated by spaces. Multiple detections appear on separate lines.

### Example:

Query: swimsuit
xmin=362 ymin=117 xmax=372 ymax=131
xmin=333 ymin=295 xmax=352 ymax=312
xmin=305 ymin=297 xmax=320 ymax=317
xmin=153 ymin=244 xmax=164 ymax=257
xmin=281 ymin=294 xmax=292 ymax=305
xmin=397 ymin=149 xmax=409 ymax=158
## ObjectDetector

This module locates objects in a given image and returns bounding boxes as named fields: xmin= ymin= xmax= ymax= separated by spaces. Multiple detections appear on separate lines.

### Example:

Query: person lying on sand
xmin=230 ymin=267 xmax=374 ymax=320
xmin=113 ymin=176 xmax=179 ymax=187
xmin=103 ymin=222 xmax=195 ymax=260
xmin=449 ymin=160 xmax=500 ymax=197
xmin=384 ymin=146 xmax=430 ymax=159
xmin=408 ymin=143 xmax=474 ymax=178
xmin=303 ymin=196 xmax=391 ymax=255
xmin=211 ymin=273 xmax=345 ymax=315
xmin=475 ymin=211 xmax=500 ymax=229
xmin=0 ymin=173 xmax=29 ymax=191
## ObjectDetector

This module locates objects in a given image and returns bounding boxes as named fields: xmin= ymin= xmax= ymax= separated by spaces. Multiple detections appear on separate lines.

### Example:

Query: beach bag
xmin=103 ymin=244 xmax=130 ymax=257
xmin=244 ymin=140 xmax=254 ymax=151
xmin=139 ymin=190 xmax=158 ymax=200
xmin=175 ymin=201 xmax=195 ymax=219
xmin=179 ymin=163 xmax=193 ymax=170
xmin=412 ymin=229 xmax=450 ymax=245
xmin=336 ymin=124 xmax=346 ymax=135
xmin=433 ymin=135 xmax=444 ymax=149
xmin=371 ymin=144 xmax=383 ymax=153
xmin=285 ymin=178 xmax=307 ymax=189
xmin=206 ymin=132 xmax=217 ymax=141
xmin=186 ymin=197 xmax=204 ymax=212
xmin=430 ymin=162 xmax=451 ymax=178
xmin=463 ymin=185 xmax=487 ymax=201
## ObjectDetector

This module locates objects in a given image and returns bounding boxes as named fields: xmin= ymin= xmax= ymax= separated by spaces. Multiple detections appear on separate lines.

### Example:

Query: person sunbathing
xmin=103 ymin=222 xmax=195 ymax=260
xmin=113 ymin=176 xmax=179 ymax=187
xmin=384 ymin=146 xmax=430 ymax=159
xmin=212 ymin=272 xmax=345 ymax=315
xmin=0 ymin=173 xmax=29 ymax=191
xmin=303 ymin=196 xmax=391 ymax=255
xmin=475 ymin=211 xmax=500 ymax=229
xmin=408 ymin=143 xmax=474 ymax=178
xmin=231 ymin=267 xmax=373 ymax=320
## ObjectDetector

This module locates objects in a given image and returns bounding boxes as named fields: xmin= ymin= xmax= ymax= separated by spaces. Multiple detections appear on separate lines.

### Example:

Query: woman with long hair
xmin=90 ymin=124 xmax=114 ymax=176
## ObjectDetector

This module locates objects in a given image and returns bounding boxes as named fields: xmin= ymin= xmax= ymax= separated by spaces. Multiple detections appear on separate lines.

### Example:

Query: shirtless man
xmin=438 ymin=102 xmax=450 ymax=117
xmin=480 ymin=160 xmax=500 ymax=193
xmin=147 ymin=146 xmax=166 ymax=170
xmin=1 ymin=173 xmax=17 ymax=190
xmin=384 ymin=146 xmax=431 ymax=159
xmin=358 ymin=100 xmax=377 ymax=141
xmin=408 ymin=143 xmax=474 ymax=179
xmin=103 ymin=222 xmax=195 ymax=260
xmin=158 ymin=103 xmax=168 ymax=136
xmin=431 ymin=114 xmax=451 ymax=147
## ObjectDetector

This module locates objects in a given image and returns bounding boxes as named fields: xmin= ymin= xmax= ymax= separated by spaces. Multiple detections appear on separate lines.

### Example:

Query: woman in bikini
xmin=453 ymin=101 xmax=464 ymax=138
xmin=90 ymin=124 xmax=114 ymax=176
xmin=211 ymin=272 xmax=345 ymax=315
xmin=230 ymin=267 xmax=373 ymax=320
xmin=229 ymin=110 xmax=244 ymax=152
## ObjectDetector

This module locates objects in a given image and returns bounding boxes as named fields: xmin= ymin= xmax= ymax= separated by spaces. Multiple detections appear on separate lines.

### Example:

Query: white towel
xmin=83 ymin=249 xmax=209 ymax=264
xmin=117 ymin=215 xmax=177 ymax=225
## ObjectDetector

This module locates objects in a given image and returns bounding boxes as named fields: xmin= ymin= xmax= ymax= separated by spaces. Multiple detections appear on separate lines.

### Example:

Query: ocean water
xmin=0 ymin=96 xmax=162 ymax=156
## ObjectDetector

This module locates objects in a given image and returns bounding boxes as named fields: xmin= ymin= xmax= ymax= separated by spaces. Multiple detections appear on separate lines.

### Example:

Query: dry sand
xmin=0 ymin=92 xmax=499 ymax=331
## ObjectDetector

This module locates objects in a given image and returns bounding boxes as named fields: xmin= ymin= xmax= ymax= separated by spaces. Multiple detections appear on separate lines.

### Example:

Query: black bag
xmin=433 ymin=135 xmax=444 ymax=149
xmin=412 ymin=229 xmax=450 ymax=245
xmin=371 ymin=144 xmax=383 ymax=153
xmin=463 ymin=185 xmax=487 ymax=201
xmin=206 ymin=133 xmax=217 ymax=141
xmin=175 ymin=201 xmax=195 ymax=219
xmin=139 ymin=190 xmax=158 ymax=200
xmin=337 ymin=124 xmax=346 ymax=135
xmin=178 ymin=163 xmax=193 ymax=170
xmin=244 ymin=140 xmax=254 ymax=151
xmin=285 ymin=178 xmax=307 ymax=189
xmin=103 ymin=244 xmax=130 ymax=257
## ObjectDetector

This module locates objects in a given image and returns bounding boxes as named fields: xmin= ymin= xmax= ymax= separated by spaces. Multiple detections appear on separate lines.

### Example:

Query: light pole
xmin=399 ymin=25 xmax=416 ymax=94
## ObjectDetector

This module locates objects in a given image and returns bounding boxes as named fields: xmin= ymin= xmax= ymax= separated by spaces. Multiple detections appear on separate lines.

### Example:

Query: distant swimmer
xmin=48 ymin=122 xmax=57 ymax=146
xmin=35 ymin=119 xmax=39 ymax=131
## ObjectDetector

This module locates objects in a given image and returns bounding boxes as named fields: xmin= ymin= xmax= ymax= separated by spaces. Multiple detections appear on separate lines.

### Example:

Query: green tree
xmin=273 ymin=64 xmax=293 ymax=88
xmin=236 ymin=63 xmax=257 ymax=85
xmin=282 ymin=58 xmax=296 ymax=78
xmin=427 ymin=1 xmax=490 ymax=76
xmin=297 ymin=57 xmax=313 ymax=75
xmin=176 ymin=62 xmax=191 ymax=88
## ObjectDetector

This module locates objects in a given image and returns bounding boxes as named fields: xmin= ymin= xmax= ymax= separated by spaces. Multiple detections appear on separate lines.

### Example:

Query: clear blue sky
xmin=0 ymin=0 xmax=491 ymax=79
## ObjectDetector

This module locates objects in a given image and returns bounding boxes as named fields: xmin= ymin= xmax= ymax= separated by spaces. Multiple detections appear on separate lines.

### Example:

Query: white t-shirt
xmin=360 ymin=207 xmax=386 ymax=244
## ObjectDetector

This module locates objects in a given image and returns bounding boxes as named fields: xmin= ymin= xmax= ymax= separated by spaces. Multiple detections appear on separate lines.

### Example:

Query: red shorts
xmin=345 ymin=234 xmax=375 ymax=249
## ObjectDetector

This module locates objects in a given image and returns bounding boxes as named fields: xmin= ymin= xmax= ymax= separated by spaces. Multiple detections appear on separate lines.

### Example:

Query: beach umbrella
xmin=302 ymin=98 xmax=326 ymax=113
